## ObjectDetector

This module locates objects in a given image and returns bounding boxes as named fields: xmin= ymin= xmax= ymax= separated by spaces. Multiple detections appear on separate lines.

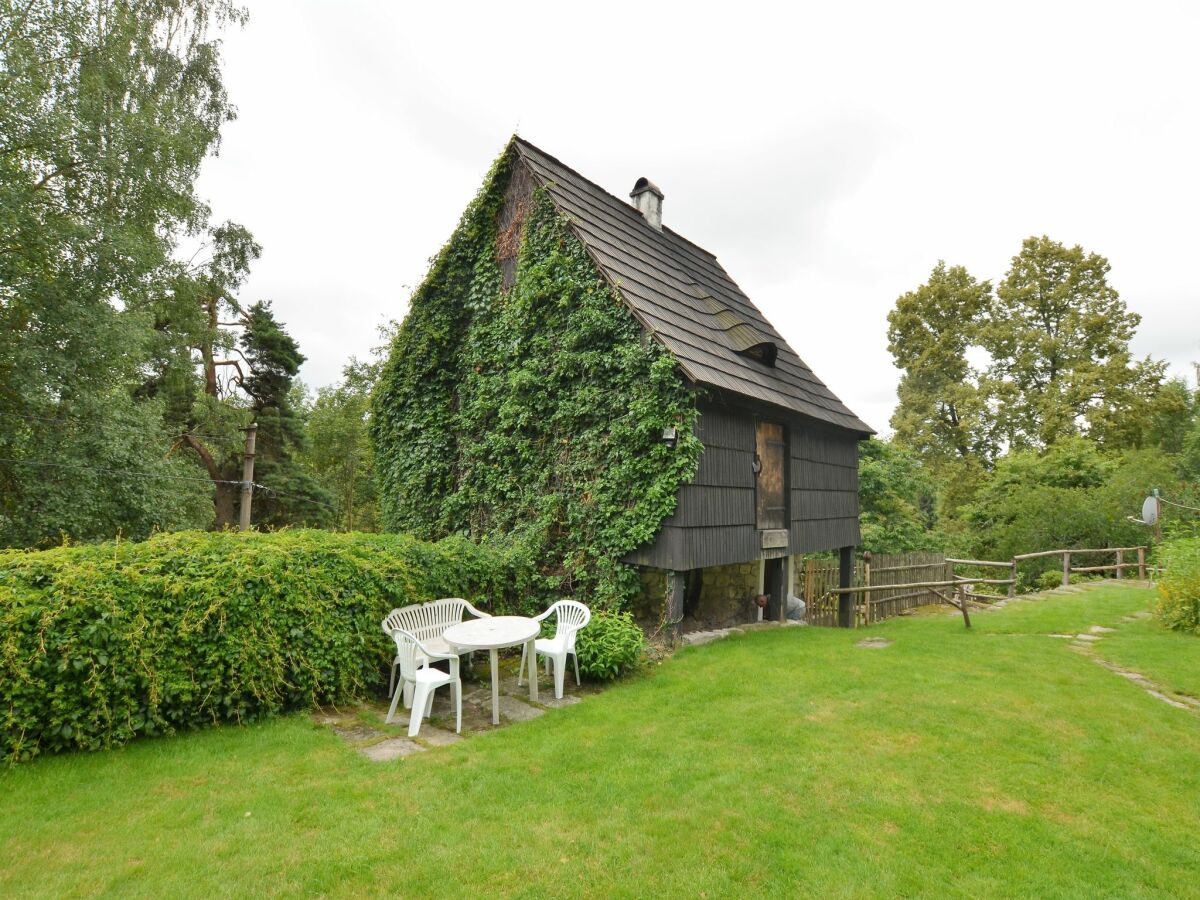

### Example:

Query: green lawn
xmin=2 ymin=584 xmax=1198 ymax=897
xmin=1097 ymin=614 xmax=1200 ymax=700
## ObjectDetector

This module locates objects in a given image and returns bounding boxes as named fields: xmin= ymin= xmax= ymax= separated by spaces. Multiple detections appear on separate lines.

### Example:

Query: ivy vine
xmin=372 ymin=144 xmax=701 ymax=610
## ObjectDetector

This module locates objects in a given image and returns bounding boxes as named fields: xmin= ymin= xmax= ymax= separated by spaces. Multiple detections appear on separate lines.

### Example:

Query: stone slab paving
xmin=496 ymin=695 xmax=545 ymax=722
xmin=683 ymin=627 xmax=743 ymax=647
xmin=360 ymin=738 xmax=424 ymax=761
xmin=332 ymin=722 xmax=385 ymax=743
xmin=417 ymin=726 xmax=464 ymax=748
xmin=314 ymin=652 xmax=599 ymax=761
xmin=680 ymin=619 xmax=800 ymax=648
xmin=537 ymin=694 xmax=582 ymax=709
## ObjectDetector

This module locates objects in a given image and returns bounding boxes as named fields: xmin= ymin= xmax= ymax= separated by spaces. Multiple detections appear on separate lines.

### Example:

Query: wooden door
xmin=755 ymin=420 xmax=786 ymax=530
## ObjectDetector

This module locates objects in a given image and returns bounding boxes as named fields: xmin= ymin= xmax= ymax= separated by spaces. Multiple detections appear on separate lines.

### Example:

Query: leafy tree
xmin=1143 ymin=378 xmax=1197 ymax=455
xmin=887 ymin=262 xmax=996 ymax=463
xmin=0 ymin=0 xmax=246 ymax=547
xmin=857 ymin=438 xmax=945 ymax=554
xmin=965 ymin=439 xmax=1177 ymax=568
xmin=238 ymin=302 xmax=332 ymax=528
xmin=981 ymin=236 xmax=1165 ymax=450
xmin=301 ymin=357 xmax=383 ymax=532
xmin=142 ymin=221 xmax=263 ymax=525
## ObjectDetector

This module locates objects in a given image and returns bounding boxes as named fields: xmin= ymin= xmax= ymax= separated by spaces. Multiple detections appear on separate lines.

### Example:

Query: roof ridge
xmin=512 ymin=136 xmax=721 ymax=262
xmin=507 ymin=135 xmax=873 ymax=435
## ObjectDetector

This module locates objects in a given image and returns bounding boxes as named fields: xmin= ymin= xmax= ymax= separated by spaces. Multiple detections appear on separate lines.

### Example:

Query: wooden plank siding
xmin=626 ymin=396 xmax=862 ymax=570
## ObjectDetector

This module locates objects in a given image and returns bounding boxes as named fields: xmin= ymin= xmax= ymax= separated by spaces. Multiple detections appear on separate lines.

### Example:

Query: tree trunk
xmin=214 ymin=482 xmax=238 ymax=529
xmin=181 ymin=432 xmax=238 ymax=528
xmin=202 ymin=295 xmax=218 ymax=397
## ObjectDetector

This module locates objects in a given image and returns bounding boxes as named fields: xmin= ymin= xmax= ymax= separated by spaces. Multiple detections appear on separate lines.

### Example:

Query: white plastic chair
xmin=381 ymin=598 xmax=489 ymax=705
xmin=518 ymin=600 xmax=591 ymax=700
xmin=385 ymin=628 xmax=461 ymax=737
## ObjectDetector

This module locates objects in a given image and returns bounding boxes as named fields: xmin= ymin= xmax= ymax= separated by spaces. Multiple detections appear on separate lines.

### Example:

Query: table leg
xmin=526 ymin=637 xmax=539 ymax=703
xmin=489 ymin=648 xmax=500 ymax=726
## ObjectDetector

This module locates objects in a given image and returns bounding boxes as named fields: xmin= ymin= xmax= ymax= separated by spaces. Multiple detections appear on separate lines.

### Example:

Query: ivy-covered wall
xmin=371 ymin=145 xmax=702 ymax=610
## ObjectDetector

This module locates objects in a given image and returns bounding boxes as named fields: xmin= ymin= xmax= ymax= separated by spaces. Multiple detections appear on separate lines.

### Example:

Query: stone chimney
xmin=630 ymin=177 xmax=663 ymax=231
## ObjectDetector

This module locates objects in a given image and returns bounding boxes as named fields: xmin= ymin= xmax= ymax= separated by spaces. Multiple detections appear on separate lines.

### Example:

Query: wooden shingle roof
xmin=513 ymin=138 xmax=874 ymax=436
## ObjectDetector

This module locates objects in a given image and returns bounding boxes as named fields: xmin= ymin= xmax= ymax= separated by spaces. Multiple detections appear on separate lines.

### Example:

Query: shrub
xmin=1033 ymin=570 xmax=1096 ymax=592
xmin=574 ymin=609 xmax=645 ymax=680
xmin=0 ymin=530 xmax=521 ymax=762
xmin=1157 ymin=536 xmax=1200 ymax=634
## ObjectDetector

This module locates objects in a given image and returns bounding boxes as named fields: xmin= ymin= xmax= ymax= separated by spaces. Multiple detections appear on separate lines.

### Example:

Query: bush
xmin=0 ymin=530 xmax=520 ymax=762
xmin=1157 ymin=536 xmax=1200 ymax=634
xmin=574 ymin=609 xmax=645 ymax=680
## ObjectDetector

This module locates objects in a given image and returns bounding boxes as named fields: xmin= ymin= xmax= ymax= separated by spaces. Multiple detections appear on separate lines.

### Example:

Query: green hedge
xmin=574 ymin=610 xmax=645 ymax=680
xmin=0 ymin=530 xmax=520 ymax=762
xmin=1158 ymin=535 xmax=1200 ymax=634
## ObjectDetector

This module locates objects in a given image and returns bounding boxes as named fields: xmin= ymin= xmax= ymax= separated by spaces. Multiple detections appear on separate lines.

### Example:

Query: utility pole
xmin=238 ymin=423 xmax=257 ymax=532
xmin=1153 ymin=487 xmax=1162 ymax=544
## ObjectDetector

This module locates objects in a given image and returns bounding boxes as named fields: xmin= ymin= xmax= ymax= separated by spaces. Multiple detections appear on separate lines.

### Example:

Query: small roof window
xmin=693 ymin=291 xmax=779 ymax=367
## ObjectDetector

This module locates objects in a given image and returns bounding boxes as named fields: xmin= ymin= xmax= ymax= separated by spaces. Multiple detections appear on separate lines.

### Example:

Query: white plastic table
xmin=443 ymin=616 xmax=539 ymax=725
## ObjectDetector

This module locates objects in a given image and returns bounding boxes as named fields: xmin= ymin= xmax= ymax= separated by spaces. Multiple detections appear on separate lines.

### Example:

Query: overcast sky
xmin=196 ymin=0 xmax=1199 ymax=434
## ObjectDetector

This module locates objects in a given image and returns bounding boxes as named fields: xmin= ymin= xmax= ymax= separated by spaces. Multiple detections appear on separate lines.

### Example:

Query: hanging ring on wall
xmin=752 ymin=453 xmax=762 ymax=477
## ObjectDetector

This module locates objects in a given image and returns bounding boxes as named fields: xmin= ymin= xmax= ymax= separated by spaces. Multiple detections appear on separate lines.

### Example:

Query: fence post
xmin=862 ymin=552 xmax=872 ymax=626
xmin=1008 ymin=560 xmax=1017 ymax=598
xmin=1137 ymin=546 xmax=1146 ymax=580
xmin=1115 ymin=549 xmax=1123 ymax=580
xmin=837 ymin=546 xmax=854 ymax=628
xmin=1062 ymin=551 xmax=1071 ymax=587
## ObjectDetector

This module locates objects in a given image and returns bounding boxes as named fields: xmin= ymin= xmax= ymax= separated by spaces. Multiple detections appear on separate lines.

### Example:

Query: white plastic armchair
xmin=381 ymin=598 xmax=490 ymax=703
xmin=385 ymin=628 xmax=461 ymax=737
xmin=518 ymin=600 xmax=591 ymax=699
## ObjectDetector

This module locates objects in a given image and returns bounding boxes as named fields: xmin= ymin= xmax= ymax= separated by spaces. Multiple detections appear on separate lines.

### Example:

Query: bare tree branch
xmin=32 ymin=161 xmax=80 ymax=192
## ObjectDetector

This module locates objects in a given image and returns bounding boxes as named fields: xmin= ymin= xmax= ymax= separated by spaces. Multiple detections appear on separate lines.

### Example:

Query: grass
xmin=2 ymin=583 xmax=1198 ymax=897
xmin=1097 ymin=614 xmax=1200 ymax=700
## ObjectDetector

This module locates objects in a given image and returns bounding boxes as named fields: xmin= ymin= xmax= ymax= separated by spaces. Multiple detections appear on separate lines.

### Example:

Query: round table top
xmin=443 ymin=615 xmax=539 ymax=651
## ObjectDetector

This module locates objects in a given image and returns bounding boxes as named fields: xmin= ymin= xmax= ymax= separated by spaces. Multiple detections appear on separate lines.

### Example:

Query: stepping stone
xmin=333 ymin=723 xmax=385 ymax=743
xmin=855 ymin=637 xmax=892 ymax=649
xmin=1089 ymin=625 xmax=1116 ymax=634
xmin=1147 ymin=690 xmax=1192 ymax=710
xmin=359 ymin=737 xmax=424 ymax=761
xmin=538 ymin=694 xmax=582 ymax=709
xmin=1049 ymin=633 xmax=1074 ymax=639
xmin=496 ymin=695 xmax=545 ymax=722
xmin=683 ymin=629 xmax=732 ymax=646
xmin=1074 ymin=634 xmax=1102 ymax=642
xmin=462 ymin=687 xmax=493 ymax=705
xmin=417 ymin=726 xmax=464 ymax=748
xmin=1132 ymin=611 xmax=1153 ymax=620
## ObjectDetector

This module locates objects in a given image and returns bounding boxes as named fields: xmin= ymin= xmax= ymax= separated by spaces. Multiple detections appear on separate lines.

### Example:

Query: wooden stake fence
xmin=801 ymin=545 xmax=1149 ymax=629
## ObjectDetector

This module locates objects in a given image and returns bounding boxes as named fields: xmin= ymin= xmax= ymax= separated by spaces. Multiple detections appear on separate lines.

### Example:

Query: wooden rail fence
xmin=800 ymin=545 xmax=1148 ymax=629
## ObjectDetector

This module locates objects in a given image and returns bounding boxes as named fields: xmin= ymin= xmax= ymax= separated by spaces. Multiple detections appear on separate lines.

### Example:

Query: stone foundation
xmin=685 ymin=561 xmax=761 ymax=631
xmin=633 ymin=567 xmax=669 ymax=633
xmin=635 ymin=561 xmax=764 ymax=634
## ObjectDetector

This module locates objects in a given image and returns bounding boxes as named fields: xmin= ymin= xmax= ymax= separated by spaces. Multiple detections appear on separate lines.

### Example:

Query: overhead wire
xmin=0 ymin=459 xmax=339 ymax=511
xmin=0 ymin=409 xmax=248 ymax=445
xmin=0 ymin=456 xmax=242 ymax=484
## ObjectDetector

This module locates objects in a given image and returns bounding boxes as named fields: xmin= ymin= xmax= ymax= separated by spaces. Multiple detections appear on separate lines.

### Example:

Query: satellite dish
xmin=1141 ymin=496 xmax=1158 ymax=527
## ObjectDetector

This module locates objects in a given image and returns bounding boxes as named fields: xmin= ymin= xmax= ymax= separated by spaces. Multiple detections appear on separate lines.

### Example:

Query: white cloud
xmin=196 ymin=0 xmax=1200 ymax=428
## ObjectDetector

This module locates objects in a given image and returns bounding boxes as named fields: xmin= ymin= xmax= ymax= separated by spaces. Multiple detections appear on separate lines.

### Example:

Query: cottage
xmin=375 ymin=137 xmax=873 ymax=632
